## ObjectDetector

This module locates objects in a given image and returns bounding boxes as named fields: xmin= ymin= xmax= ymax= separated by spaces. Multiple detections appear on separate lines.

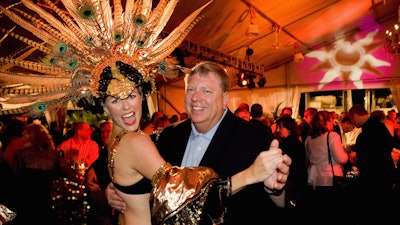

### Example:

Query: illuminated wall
xmin=294 ymin=14 xmax=399 ymax=92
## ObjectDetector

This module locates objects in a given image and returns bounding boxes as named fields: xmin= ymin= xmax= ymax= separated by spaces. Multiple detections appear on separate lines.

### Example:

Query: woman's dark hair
xmin=78 ymin=61 xmax=151 ymax=116
xmin=97 ymin=61 xmax=152 ymax=96
xmin=276 ymin=115 xmax=298 ymax=136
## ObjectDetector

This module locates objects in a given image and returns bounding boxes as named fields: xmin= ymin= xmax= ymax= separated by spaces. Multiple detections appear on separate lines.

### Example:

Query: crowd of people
xmin=0 ymin=110 xmax=191 ymax=225
xmin=2 ymin=86 xmax=400 ymax=224
xmin=0 ymin=0 xmax=399 ymax=223
xmin=232 ymin=103 xmax=400 ymax=222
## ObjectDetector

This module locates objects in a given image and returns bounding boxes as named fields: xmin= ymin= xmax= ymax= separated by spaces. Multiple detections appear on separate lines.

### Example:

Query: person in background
xmin=298 ymin=107 xmax=318 ymax=143
xmin=329 ymin=111 xmax=339 ymax=131
xmin=234 ymin=106 xmax=250 ymax=121
xmin=49 ymin=121 xmax=65 ymax=147
xmin=333 ymin=112 xmax=354 ymax=151
xmin=0 ymin=119 xmax=26 ymax=214
xmin=348 ymin=104 xmax=396 ymax=218
xmin=370 ymin=110 xmax=394 ymax=136
xmin=106 ymin=61 xmax=292 ymax=224
xmin=179 ymin=112 xmax=189 ymax=121
xmin=236 ymin=102 xmax=250 ymax=112
xmin=270 ymin=106 xmax=293 ymax=134
xmin=333 ymin=113 xmax=357 ymax=174
xmin=53 ymin=121 xmax=99 ymax=225
xmin=386 ymin=109 xmax=399 ymax=136
xmin=0 ymin=1 xmax=289 ymax=224
xmin=153 ymin=116 xmax=170 ymax=133
xmin=57 ymin=121 xmax=99 ymax=169
xmin=0 ymin=121 xmax=4 ymax=137
xmin=281 ymin=107 xmax=293 ymax=117
xmin=151 ymin=116 xmax=171 ymax=143
xmin=11 ymin=123 xmax=73 ymax=225
xmin=250 ymin=103 xmax=272 ymax=137
xmin=169 ymin=114 xmax=179 ymax=124
xmin=2 ymin=119 xmax=26 ymax=168
xmin=142 ymin=111 xmax=165 ymax=135
xmin=86 ymin=121 xmax=117 ymax=225
xmin=304 ymin=110 xmax=348 ymax=222
xmin=273 ymin=115 xmax=308 ymax=221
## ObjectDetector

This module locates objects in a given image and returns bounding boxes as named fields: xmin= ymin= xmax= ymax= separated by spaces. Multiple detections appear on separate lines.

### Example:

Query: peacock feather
xmin=0 ymin=0 xmax=212 ymax=117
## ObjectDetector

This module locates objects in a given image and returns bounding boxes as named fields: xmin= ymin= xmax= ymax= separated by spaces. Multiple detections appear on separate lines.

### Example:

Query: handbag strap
xmin=327 ymin=132 xmax=336 ymax=177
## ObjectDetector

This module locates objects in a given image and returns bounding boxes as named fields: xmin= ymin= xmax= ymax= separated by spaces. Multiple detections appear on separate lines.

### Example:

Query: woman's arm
xmin=107 ymin=139 xmax=291 ymax=211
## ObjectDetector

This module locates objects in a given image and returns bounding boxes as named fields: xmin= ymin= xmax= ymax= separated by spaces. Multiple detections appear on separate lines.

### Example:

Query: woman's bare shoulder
xmin=117 ymin=131 xmax=155 ymax=155
xmin=120 ymin=131 xmax=152 ymax=144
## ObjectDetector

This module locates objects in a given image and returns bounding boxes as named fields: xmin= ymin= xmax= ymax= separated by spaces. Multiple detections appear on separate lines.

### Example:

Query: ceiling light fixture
xmin=246 ymin=5 xmax=260 ymax=37
xmin=293 ymin=42 xmax=304 ymax=63
xmin=385 ymin=5 xmax=400 ymax=54
xmin=257 ymin=76 xmax=267 ymax=87
xmin=294 ymin=52 xmax=304 ymax=63
xmin=247 ymin=75 xmax=256 ymax=89
xmin=237 ymin=72 xmax=248 ymax=87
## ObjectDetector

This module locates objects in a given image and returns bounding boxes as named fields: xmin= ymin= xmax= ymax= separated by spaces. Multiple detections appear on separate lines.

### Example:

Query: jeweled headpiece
xmin=0 ymin=0 xmax=212 ymax=116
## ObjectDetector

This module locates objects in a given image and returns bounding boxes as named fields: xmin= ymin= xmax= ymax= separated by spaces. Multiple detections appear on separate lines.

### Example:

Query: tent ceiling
xmin=164 ymin=0 xmax=398 ymax=72
xmin=0 ymin=0 xmax=398 ymax=85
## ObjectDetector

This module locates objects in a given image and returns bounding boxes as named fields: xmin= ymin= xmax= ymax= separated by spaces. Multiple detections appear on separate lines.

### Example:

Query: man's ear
xmin=222 ymin=92 xmax=229 ymax=108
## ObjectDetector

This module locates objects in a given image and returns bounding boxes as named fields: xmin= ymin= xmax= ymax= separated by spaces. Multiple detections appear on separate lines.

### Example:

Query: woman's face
xmin=103 ymin=89 xmax=142 ymax=132
xmin=277 ymin=123 xmax=290 ymax=138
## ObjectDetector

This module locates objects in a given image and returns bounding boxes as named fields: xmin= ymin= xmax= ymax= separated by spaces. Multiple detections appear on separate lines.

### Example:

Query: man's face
xmin=100 ymin=123 xmax=112 ymax=145
xmin=388 ymin=111 xmax=397 ymax=121
xmin=184 ymin=72 xmax=228 ymax=133
xmin=304 ymin=111 xmax=312 ymax=124
xmin=78 ymin=123 xmax=93 ymax=139
xmin=349 ymin=114 xmax=362 ymax=128
xmin=342 ymin=121 xmax=354 ymax=133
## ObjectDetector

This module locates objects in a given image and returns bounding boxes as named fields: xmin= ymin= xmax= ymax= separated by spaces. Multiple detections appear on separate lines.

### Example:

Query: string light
xmin=384 ymin=6 xmax=400 ymax=54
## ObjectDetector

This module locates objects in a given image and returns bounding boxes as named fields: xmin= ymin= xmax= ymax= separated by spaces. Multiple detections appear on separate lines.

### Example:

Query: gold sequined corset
xmin=107 ymin=129 xmax=153 ymax=194
xmin=108 ymin=130 xmax=129 ymax=184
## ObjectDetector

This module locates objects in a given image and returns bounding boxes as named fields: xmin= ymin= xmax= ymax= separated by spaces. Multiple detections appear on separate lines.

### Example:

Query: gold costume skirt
xmin=150 ymin=164 xmax=229 ymax=225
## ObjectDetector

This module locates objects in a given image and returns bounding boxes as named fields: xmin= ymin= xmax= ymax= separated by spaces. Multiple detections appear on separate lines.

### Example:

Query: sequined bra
xmin=108 ymin=130 xmax=152 ymax=194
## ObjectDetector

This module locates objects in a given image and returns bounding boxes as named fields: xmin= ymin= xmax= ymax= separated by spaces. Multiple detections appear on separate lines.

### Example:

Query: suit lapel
xmin=200 ymin=110 xmax=236 ymax=167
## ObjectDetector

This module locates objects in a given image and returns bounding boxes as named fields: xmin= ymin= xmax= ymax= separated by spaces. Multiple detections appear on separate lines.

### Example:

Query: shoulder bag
xmin=327 ymin=132 xmax=348 ymax=190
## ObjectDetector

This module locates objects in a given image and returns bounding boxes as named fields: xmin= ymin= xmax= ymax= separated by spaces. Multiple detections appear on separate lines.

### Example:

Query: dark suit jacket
xmin=157 ymin=109 xmax=279 ymax=225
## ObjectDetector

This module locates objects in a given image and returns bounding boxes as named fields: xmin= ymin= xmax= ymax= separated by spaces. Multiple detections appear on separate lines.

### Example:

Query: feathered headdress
xmin=0 ymin=0 xmax=212 ymax=117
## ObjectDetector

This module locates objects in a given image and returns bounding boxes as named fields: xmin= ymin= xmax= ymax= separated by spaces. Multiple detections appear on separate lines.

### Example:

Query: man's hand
xmin=105 ymin=183 xmax=127 ymax=213
xmin=263 ymin=139 xmax=291 ymax=191
xmin=86 ymin=168 xmax=100 ymax=192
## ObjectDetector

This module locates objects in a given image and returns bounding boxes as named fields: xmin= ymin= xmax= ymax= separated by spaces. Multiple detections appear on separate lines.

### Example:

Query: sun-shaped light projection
xmin=295 ymin=16 xmax=398 ymax=91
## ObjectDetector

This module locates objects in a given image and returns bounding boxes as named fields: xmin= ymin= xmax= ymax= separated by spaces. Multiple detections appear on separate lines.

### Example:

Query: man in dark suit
xmin=106 ymin=61 xmax=291 ymax=224
xmin=349 ymin=104 xmax=397 ymax=219
xmin=157 ymin=111 xmax=282 ymax=224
